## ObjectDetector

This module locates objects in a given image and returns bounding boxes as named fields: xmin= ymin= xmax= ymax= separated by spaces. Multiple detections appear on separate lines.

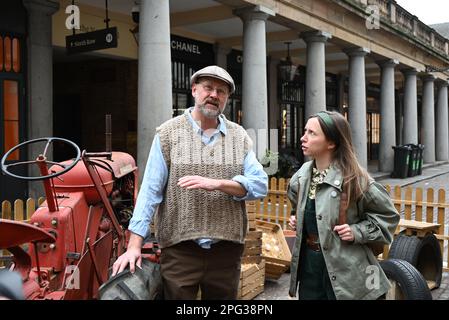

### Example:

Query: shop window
xmin=3 ymin=80 xmax=20 ymax=160
xmin=12 ymin=38 xmax=20 ymax=72
xmin=4 ymin=36 xmax=11 ymax=72
xmin=280 ymin=104 xmax=301 ymax=149
xmin=0 ymin=36 xmax=22 ymax=74
xmin=0 ymin=36 xmax=3 ymax=71
xmin=367 ymin=112 xmax=380 ymax=160
xmin=172 ymin=92 xmax=188 ymax=117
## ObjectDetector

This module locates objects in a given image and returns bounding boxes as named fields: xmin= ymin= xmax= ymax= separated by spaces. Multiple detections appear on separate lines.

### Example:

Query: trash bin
xmin=391 ymin=145 xmax=412 ymax=178
xmin=417 ymin=144 xmax=425 ymax=175
xmin=406 ymin=144 xmax=419 ymax=177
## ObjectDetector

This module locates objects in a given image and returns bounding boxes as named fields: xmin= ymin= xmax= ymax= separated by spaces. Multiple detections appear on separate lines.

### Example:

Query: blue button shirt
xmin=128 ymin=107 xmax=268 ymax=248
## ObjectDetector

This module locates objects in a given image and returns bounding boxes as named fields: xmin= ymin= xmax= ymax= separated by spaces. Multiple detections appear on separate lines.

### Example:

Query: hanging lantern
xmin=278 ymin=42 xmax=297 ymax=82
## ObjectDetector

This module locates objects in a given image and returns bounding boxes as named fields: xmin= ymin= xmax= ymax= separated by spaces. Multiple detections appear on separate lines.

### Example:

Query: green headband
xmin=316 ymin=112 xmax=334 ymax=129
xmin=316 ymin=111 xmax=340 ymax=146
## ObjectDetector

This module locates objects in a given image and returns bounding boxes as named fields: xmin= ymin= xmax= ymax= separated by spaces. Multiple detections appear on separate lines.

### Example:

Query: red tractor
xmin=0 ymin=137 xmax=160 ymax=300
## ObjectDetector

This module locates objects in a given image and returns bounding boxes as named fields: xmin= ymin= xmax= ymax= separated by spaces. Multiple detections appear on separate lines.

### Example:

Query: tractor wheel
xmin=98 ymin=259 xmax=163 ymax=300
xmin=388 ymin=233 xmax=442 ymax=288
xmin=379 ymin=259 xmax=432 ymax=300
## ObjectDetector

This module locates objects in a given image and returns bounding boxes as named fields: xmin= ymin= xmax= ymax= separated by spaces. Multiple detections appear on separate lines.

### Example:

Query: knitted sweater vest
xmin=154 ymin=113 xmax=251 ymax=248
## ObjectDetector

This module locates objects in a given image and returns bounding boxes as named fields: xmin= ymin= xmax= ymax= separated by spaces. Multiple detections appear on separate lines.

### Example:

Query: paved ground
xmin=255 ymin=161 xmax=449 ymax=300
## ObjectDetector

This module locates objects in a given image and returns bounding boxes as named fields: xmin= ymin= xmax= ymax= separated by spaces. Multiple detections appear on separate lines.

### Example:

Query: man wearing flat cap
xmin=112 ymin=65 xmax=268 ymax=299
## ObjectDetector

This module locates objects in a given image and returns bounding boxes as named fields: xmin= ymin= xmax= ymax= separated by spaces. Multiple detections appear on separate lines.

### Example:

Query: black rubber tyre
xmin=98 ymin=259 xmax=163 ymax=300
xmin=388 ymin=233 xmax=442 ymax=288
xmin=380 ymin=259 xmax=432 ymax=300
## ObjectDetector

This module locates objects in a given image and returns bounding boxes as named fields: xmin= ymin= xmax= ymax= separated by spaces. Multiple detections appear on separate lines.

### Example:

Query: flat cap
xmin=191 ymin=65 xmax=235 ymax=94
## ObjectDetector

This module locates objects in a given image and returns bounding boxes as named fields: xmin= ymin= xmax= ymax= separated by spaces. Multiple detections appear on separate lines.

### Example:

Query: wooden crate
xmin=256 ymin=220 xmax=292 ymax=280
xmin=237 ymin=259 xmax=265 ymax=300
xmin=246 ymin=201 xmax=257 ymax=231
xmin=241 ymin=230 xmax=262 ymax=264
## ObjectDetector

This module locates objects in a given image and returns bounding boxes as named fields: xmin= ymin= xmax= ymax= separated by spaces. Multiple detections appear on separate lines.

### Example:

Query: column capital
xmin=401 ymin=67 xmax=418 ymax=76
xmin=422 ymin=74 xmax=436 ymax=82
xmin=300 ymin=30 xmax=332 ymax=43
xmin=343 ymin=47 xmax=370 ymax=57
xmin=214 ymin=43 xmax=232 ymax=56
xmin=376 ymin=59 xmax=399 ymax=68
xmin=436 ymin=79 xmax=449 ymax=87
xmin=23 ymin=0 xmax=59 ymax=14
xmin=234 ymin=5 xmax=275 ymax=22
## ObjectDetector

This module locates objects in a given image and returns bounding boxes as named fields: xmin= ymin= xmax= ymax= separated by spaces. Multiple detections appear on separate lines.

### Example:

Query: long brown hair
xmin=312 ymin=110 xmax=372 ymax=203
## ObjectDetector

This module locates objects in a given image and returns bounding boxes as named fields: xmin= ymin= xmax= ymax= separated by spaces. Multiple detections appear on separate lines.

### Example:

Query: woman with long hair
xmin=287 ymin=110 xmax=399 ymax=300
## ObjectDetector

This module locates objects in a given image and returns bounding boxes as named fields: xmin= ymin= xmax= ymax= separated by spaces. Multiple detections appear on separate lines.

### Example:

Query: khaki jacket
xmin=287 ymin=161 xmax=400 ymax=300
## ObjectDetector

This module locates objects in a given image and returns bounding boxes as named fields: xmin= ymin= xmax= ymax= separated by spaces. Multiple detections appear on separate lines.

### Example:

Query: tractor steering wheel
xmin=1 ymin=137 xmax=81 ymax=181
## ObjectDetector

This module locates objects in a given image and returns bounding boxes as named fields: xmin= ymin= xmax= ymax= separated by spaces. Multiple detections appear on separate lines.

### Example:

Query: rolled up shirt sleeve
xmin=232 ymin=150 xmax=268 ymax=201
xmin=127 ymin=134 xmax=168 ymax=238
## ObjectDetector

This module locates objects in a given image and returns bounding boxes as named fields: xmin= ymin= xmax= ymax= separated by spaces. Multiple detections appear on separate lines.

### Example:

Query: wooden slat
xmin=437 ymin=189 xmax=445 ymax=255
xmin=426 ymin=188 xmax=434 ymax=223
xmin=415 ymin=188 xmax=423 ymax=221
xmin=404 ymin=187 xmax=412 ymax=220
xmin=394 ymin=186 xmax=402 ymax=213
xmin=262 ymin=196 xmax=269 ymax=221
xmin=270 ymin=177 xmax=277 ymax=190
xmin=38 ymin=197 xmax=45 ymax=206
xmin=26 ymin=198 xmax=36 ymax=221
xmin=1 ymin=200 xmax=12 ymax=219
xmin=14 ymin=199 xmax=24 ymax=221
xmin=279 ymin=178 xmax=286 ymax=192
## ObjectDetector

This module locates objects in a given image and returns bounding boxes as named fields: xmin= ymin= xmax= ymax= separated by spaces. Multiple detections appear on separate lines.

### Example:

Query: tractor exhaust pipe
xmin=105 ymin=114 xmax=112 ymax=153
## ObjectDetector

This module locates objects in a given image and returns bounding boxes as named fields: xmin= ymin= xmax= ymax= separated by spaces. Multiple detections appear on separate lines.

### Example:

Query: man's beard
xmin=197 ymin=100 xmax=222 ymax=118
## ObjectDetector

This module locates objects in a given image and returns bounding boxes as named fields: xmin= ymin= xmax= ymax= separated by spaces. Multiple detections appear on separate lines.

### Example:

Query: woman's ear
xmin=327 ymin=141 xmax=336 ymax=151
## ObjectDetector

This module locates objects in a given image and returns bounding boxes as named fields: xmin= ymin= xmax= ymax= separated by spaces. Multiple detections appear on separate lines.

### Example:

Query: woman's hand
xmin=333 ymin=224 xmax=354 ymax=242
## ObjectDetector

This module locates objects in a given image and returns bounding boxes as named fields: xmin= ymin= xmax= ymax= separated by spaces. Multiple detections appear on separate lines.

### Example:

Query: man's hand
xmin=111 ymin=233 xmax=144 ymax=276
xmin=288 ymin=215 xmax=297 ymax=231
xmin=111 ymin=247 xmax=142 ymax=276
xmin=178 ymin=175 xmax=247 ymax=197
xmin=333 ymin=224 xmax=355 ymax=242
xmin=178 ymin=175 xmax=220 ymax=191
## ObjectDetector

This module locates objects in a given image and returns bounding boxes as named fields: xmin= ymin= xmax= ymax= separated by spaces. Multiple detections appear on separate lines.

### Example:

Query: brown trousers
xmin=160 ymin=240 xmax=244 ymax=300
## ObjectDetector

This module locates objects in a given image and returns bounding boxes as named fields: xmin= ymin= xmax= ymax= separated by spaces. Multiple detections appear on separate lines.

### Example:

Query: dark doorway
xmin=53 ymin=94 xmax=82 ymax=162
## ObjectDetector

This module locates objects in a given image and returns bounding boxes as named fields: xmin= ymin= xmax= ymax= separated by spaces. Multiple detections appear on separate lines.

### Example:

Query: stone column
xmin=23 ymin=0 xmax=59 ymax=198
xmin=235 ymin=5 xmax=275 ymax=159
xmin=268 ymin=57 xmax=279 ymax=153
xmin=436 ymin=80 xmax=449 ymax=161
xmin=421 ymin=75 xmax=436 ymax=163
xmin=301 ymin=31 xmax=332 ymax=120
xmin=377 ymin=59 xmax=398 ymax=172
xmin=214 ymin=43 xmax=231 ymax=69
xmin=137 ymin=0 xmax=172 ymax=184
xmin=344 ymin=47 xmax=370 ymax=169
xmin=402 ymin=68 xmax=419 ymax=144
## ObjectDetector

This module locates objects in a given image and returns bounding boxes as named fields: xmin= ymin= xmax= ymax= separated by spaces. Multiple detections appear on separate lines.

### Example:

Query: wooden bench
xmin=395 ymin=219 xmax=440 ymax=238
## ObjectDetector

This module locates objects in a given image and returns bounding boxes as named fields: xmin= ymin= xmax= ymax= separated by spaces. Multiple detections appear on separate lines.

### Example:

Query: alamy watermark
xmin=65 ymin=5 xmax=80 ymax=30
xmin=65 ymin=265 xmax=80 ymax=289
xmin=365 ymin=265 xmax=380 ymax=290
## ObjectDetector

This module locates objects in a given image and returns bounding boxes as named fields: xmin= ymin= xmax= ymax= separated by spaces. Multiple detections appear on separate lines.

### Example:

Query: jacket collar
xmin=322 ymin=163 xmax=343 ymax=191
xmin=296 ymin=160 xmax=313 ymax=181
xmin=296 ymin=160 xmax=343 ymax=191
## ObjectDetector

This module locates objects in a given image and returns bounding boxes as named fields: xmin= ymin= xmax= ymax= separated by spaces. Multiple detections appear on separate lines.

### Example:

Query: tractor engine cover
xmin=50 ymin=152 xmax=137 ymax=204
